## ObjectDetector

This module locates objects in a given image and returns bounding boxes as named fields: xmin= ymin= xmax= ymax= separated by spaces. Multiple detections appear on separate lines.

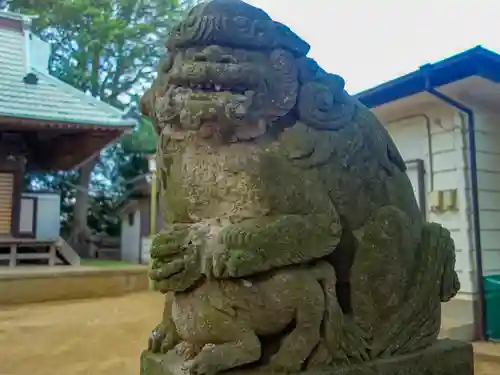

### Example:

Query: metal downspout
xmin=423 ymin=75 xmax=486 ymax=341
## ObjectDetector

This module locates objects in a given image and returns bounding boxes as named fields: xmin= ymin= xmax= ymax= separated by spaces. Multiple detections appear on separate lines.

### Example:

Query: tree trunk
xmin=68 ymin=156 xmax=98 ymax=258
xmin=69 ymin=50 xmax=102 ymax=258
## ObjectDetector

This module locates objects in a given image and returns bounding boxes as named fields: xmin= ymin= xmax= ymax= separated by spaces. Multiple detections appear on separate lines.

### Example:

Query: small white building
xmin=356 ymin=46 xmax=500 ymax=341
xmin=0 ymin=10 xmax=135 ymax=266
xmin=118 ymin=175 xmax=163 ymax=264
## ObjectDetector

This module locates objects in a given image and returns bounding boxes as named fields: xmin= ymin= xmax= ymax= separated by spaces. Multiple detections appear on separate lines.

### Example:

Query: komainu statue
xmin=139 ymin=1 xmax=472 ymax=375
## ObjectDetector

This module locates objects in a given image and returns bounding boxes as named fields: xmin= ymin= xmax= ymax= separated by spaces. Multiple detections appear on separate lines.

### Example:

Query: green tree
xmin=4 ymin=0 xmax=192 ymax=255
xmin=122 ymin=117 xmax=158 ymax=155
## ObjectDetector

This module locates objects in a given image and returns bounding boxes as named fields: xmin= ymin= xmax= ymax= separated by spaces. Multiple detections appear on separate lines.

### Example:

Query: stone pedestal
xmin=140 ymin=339 xmax=473 ymax=375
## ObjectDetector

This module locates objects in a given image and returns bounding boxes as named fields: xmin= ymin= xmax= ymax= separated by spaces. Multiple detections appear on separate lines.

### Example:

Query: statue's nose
xmin=193 ymin=45 xmax=236 ymax=63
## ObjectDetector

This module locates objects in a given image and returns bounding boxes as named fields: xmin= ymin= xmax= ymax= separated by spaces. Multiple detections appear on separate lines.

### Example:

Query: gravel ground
xmin=0 ymin=292 xmax=498 ymax=375
xmin=477 ymin=361 xmax=499 ymax=375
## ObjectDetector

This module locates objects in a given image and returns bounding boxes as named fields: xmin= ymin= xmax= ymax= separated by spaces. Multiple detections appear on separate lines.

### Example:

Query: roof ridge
xmin=31 ymin=67 xmax=129 ymax=119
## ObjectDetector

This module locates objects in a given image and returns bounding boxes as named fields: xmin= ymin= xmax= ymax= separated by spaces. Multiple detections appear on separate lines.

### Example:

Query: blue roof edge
xmin=355 ymin=45 xmax=500 ymax=108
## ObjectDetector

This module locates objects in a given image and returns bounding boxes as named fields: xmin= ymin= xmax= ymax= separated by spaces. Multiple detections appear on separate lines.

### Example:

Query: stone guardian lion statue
xmin=139 ymin=1 xmax=462 ymax=374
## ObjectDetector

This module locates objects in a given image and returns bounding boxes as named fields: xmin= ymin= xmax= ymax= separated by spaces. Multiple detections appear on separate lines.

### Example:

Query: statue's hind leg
xmin=268 ymin=277 xmax=325 ymax=372
xmin=184 ymin=328 xmax=261 ymax=375
xmin=326 ymin=224 xmax=357 ymax=316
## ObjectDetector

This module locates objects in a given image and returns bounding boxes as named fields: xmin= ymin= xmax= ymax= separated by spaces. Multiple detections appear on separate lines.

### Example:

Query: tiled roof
xmin=0 ymin=12 xmax=136 ymax=129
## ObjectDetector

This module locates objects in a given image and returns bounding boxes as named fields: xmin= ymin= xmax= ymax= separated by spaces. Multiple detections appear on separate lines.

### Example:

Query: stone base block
xmin=140 ymin=339 xmax=473 ymax=375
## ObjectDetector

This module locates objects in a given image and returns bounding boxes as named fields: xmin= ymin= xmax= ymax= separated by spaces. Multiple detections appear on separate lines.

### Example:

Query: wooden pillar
xmin=48 ymin=244 xmax=56 ymax=266
xmin=9 ymin=244 xmax=16 ymax=267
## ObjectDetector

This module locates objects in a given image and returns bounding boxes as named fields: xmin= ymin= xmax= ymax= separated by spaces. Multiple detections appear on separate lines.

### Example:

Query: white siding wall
xmin=385 ymin=117 xmax=428 ymax=210
xmin=473 ymin=111 xmax=500 ymax=278
xmin=383 ymin=106 xmax=475 ymax=295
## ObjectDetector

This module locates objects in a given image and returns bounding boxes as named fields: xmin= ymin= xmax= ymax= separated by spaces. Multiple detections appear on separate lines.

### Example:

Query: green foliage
xmin=5 ymin=0 xmax=185 ymax=105
xmin=4 ymin=0 xmax=196 ymax=236
xmin=122 ymin=117 xmax=158 ymax=154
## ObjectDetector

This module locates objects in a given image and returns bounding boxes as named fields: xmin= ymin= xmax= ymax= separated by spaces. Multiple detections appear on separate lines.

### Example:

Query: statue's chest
xmin=175 ymin=143 xmax=269 ymax=221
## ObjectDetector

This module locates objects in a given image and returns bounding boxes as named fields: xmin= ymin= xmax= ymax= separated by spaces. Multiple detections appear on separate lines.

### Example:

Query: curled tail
xmin=437 ymin=224 xmax=460 ymax=302
xmin=371 ymin=222 xmax=461 ymax=357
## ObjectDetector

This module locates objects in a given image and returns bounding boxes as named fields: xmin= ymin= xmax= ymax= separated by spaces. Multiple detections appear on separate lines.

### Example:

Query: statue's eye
xmin=220 ymin=55 xmax=237 ymax=63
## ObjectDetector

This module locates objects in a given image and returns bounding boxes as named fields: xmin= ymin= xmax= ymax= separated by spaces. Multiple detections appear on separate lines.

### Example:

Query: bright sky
xmin=246 ymin=0 xmax=498 ymax=94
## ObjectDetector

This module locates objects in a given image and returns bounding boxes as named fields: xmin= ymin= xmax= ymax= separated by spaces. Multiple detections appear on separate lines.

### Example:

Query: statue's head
xmin=141 ymin=0 xmax=356 ymax=143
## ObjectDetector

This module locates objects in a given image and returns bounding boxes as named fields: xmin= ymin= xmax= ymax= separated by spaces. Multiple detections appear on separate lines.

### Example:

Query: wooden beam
xmin=30 ymin=131 xmax=120 ymax=170
xmin=0 ymin=116 xmax=131 ymax=132
xmin=0 ymin=17 xmax=23 ymax=33
xmin=16 ymin=253 xmax=51 ymax=260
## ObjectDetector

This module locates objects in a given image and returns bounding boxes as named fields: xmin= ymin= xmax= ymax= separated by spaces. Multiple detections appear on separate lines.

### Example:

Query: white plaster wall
xmin=120 ymin=210 xmax=141 ymax=263
xmin=471 ymin=111 xmax=500 ymax=278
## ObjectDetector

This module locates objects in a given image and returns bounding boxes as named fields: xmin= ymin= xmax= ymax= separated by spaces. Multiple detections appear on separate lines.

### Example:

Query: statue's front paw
xmin=211 ymin=248 xmax=262 ymax=278
xmin=148 ymin=324 xmax=177 ymax=353
xmin=149 ymin=258 xmax=186 ymax=282
xmin=151 ymin=226 xmax=190 ymax=261
xmin=148 ymin=327 xmax=164 ymax=353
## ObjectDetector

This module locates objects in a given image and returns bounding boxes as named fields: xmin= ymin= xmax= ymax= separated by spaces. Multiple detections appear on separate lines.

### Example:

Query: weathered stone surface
xmin=139 ymin=0 xmax=465 ymax=374
xmin=140 ymin=339 xmax=474 ymax=375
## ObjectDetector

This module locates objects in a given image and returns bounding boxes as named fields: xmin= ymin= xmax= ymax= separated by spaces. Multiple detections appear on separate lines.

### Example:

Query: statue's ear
xmin=266 ymin=49 xmax=300 ymax=119
xmin=324 ymin=74 xmax=346 ymax=92
xmin=295 ymin=57 xmax=354 ymax=131
xmin=296 ymin=75 xmax=355 ymax=131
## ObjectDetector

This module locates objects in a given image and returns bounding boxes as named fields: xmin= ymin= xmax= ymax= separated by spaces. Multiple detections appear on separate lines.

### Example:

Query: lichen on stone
xmin=140 ymin=1 xmax=462 ymax=374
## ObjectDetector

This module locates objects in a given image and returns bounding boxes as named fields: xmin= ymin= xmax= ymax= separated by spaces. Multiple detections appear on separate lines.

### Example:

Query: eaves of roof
xmin=355 ymin=46 xmax=500 ymax=108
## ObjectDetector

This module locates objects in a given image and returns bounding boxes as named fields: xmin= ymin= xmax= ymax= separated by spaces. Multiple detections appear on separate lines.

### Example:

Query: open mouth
xmin=167 ymin=61 xmax=261 ymax=96
xmin=160 ymin=79 xmax=264 ymax=140
xmin=174 ymin=83 xmax=250 ymax=96
xmin=165 ymin=83 xmax=255 ymax=124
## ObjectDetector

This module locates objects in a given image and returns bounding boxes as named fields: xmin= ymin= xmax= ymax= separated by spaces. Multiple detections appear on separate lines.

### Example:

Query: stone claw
xmin=175 ymin=342 xmax=202 ymax=360
xmin=211 ymin=250 xmax=234 ymax=278
xmin=149 ymin=258 xmax=186 ymax=281
xmin=182 ymin=358 xmax=218 ymax=375
xmin=211 ymin=247 xmax=260 ymax=279
xmin=148 ymin=323 xmax=179 ymax=354
xmin=148 ymin=329 xmax=164 ymax=353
